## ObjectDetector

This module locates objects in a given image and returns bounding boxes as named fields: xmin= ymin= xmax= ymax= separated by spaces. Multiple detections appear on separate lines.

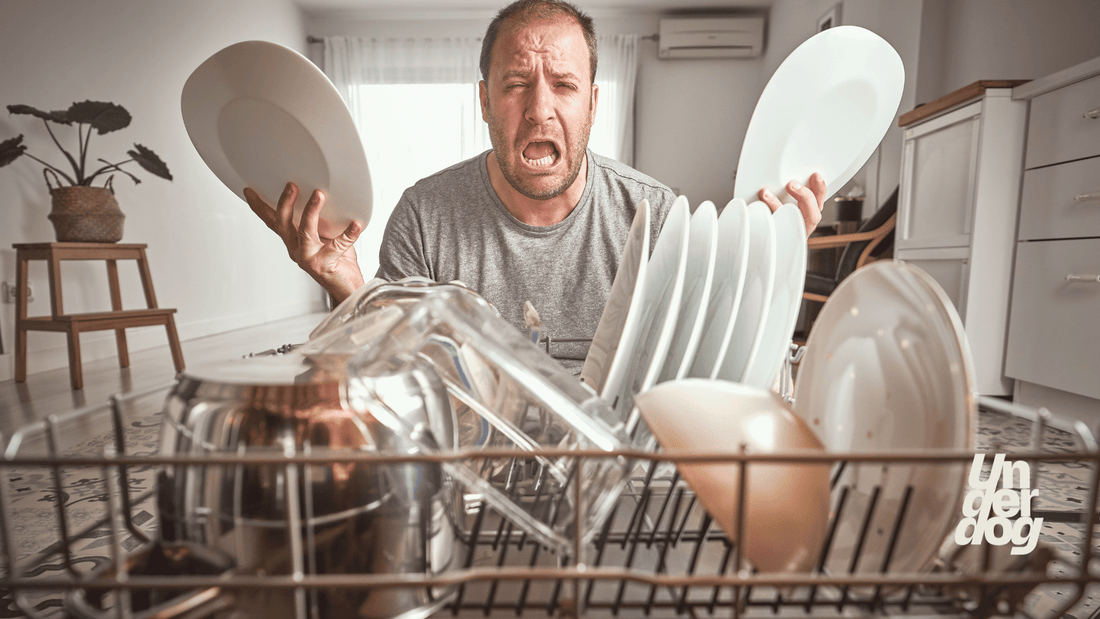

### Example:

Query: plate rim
xmin=583 ymin=199 xmax=651 ymax=394
xmin=181 ymin=39 xmax=372 ymax=234
xmin=733 ymin=25 xmax=904 ymax=205
xmin=791 ymin=259 xmax=977 ymax=575
xmin=741 ymin=203 xmax=808 ymax=388
xmin=661 ymin=201 xmax=720 ymax=382
xmin=713 ymin=200 xmax=777 ymax=381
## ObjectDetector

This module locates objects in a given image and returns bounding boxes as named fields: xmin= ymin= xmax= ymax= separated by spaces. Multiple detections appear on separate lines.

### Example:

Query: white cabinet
xmin=897 ymin=87 xmax=1028 ymax=396
xmin=1007 ymin=62 xmax=1100 ymax=417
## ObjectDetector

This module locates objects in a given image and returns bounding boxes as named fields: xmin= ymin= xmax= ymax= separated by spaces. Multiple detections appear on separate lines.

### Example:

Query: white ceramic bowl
xmin=635 ymin=379 xmax=831 ymax=573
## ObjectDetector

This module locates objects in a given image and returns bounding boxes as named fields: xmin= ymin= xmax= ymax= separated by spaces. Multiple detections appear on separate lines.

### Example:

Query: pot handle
xmin=43 ymin=168 xmax=60 ymax=192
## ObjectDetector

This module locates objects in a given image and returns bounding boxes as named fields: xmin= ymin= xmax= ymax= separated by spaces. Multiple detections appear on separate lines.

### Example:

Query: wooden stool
xmin=14 ymin=242 xmax=185 ymax=390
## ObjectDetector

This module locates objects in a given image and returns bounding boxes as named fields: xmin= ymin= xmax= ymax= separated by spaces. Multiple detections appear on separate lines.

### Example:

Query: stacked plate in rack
xmin=581 ymin=195 xmax=808 ymax=433
xmin=582 ymin=24 xmax=906 ymax=429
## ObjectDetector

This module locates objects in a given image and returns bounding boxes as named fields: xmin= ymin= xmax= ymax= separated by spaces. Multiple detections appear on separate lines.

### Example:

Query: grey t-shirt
xmin=375 ymin=149 xmax=676 ymax=372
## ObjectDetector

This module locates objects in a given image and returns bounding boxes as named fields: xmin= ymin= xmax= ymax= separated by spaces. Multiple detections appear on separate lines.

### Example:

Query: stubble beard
xmin=486 ymin=103 xmax=592 ymax=201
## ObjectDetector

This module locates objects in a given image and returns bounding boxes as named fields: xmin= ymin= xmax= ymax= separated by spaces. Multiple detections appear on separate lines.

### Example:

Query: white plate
xmin=603 ymin=197 xmax=690 ymax=428
xmin=658 ymin=201 xmax=718 ymax=383
xmin=741 ymin=203 xmax=808 ymax=388
xmin=733 ymin=26 xmax=904 ymax=205
xmin=581 ymin=200 xmax=651 ymax=394
xmin=635 ymin=379 xmax=831 ymax=573
xmin=182 ymin=40 xmax=372 ymax=238
xmin=791 ymin=260 xmax=977 ymax=576
xmin=713 ymin=201 xmax=775 ymax=382
xmin=689 ymin=199 xmax=750 ymax=379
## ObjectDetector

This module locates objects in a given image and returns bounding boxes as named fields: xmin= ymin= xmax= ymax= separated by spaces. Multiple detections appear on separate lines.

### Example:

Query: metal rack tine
xmin=44 ymin=415 xmax=80 ymax=578
xmin=675 ymin=512 xmax=712 ymax=615
xmin=837 ymin=484 xmax=882 ymax=610
xmin=451 ymin=499 xmax=488 ymax=614
xmin=644 ymin=485 xmax=689 ymax=610
xmin=484 ymin=520 xmax=516 ymax=613
xmin=646 ymin=470 xmax=682 ymax=548
xmin=804 ymin=482 xmax=851 ymax=612
xmin=103 ymin=446 xmax=133 ymax=619
xmin=108 ymin=394 xmax=150 ymax=545
xmin=870 ymin=484 xmax=915 ymax=609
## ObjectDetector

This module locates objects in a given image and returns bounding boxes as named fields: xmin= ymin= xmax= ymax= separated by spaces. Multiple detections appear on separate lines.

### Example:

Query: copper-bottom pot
xmin=156 ymin=354 xmax=460 ymax=619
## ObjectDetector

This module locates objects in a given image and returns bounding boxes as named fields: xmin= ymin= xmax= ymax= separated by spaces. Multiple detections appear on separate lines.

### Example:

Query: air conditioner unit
xmin=658 ymin=17 xmax=765 ymax=59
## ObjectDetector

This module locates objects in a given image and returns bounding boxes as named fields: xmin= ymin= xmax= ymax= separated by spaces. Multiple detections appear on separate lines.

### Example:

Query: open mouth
xmin=522 ymin=141 xmax=559 ymax=168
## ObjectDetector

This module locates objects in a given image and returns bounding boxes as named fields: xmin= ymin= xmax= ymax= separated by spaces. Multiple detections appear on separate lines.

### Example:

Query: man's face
xmin=480 ymin=16 xmax=598 ymax=200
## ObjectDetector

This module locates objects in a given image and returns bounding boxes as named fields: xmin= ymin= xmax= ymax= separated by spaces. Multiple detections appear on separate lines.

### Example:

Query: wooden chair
xmin=803 ymin=188 xmax=898 ymax=304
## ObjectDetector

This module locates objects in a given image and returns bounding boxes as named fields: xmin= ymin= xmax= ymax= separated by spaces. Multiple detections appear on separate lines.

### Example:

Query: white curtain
xmin=322 ymin=33 xmax=639 ymax=276
xmin=590 ymin=33 xmax=639 ymax=167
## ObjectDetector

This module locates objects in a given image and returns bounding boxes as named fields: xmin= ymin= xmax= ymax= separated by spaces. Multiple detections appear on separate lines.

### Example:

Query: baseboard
xmin=0 ymin=300 xmax=321 ymax=382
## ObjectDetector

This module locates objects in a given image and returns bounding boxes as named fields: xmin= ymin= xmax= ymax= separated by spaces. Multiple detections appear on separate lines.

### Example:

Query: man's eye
xmin=557 ymin=83 xmax=578 ymax=91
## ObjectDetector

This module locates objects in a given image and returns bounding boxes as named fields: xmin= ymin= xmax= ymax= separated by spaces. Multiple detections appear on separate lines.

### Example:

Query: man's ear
xmin=479 ymin=80 xmax=489 ymax=122
xmin=591 ymin=82 xmax=599 ymax=119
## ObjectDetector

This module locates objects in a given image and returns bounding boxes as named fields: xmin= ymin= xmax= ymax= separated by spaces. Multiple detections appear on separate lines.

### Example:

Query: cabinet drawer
xmin=1026 ymin=73 xmax=1100 ymax=169
xmin=1019 ymin=155 xmax=1100 ymax=240
xmin=1005 ymin=238 xmax=1100 ymax=399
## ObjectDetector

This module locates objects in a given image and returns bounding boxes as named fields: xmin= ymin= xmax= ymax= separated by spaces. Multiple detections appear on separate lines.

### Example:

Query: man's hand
xmin=758 ymin=172 xmax=827 ymax=237
xmin=243 ymin=182 xmax=366 ymax=304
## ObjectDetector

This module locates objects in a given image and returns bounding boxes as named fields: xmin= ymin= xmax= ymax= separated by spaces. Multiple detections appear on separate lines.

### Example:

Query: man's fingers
xmin=788 ymin=179 xmax=823 ymax=236
xmin=243 ymin=187 xmax=277 ymax=229
xmin=807 ymin=172 xmax=827 ymax=206
xmin=275 ymin=182 xmax=298 ymax=232
xmin=757 ymin=187 xmax=782 ymax=213
xmin=298 ymin=189 xmax=325 ymax=244
xmin=328 ymin=220 xmax=365 ymax=255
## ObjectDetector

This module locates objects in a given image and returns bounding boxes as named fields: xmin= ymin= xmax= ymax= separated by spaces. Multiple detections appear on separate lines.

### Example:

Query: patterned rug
xmin=1 ymin=388 xmax=1097 ymax=618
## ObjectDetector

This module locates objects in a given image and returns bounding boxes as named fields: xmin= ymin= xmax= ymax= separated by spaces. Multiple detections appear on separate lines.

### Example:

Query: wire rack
xmin=0 ymin=379 xmax=1098 ymax=619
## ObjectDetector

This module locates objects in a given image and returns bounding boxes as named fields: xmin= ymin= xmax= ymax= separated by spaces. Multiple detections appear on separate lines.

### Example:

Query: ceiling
xmin=294 ymin=0 xmax=772 ymax=18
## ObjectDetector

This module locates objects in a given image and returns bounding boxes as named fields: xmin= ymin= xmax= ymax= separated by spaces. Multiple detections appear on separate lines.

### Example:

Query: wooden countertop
xmin=899 ymin=80 xmax=1030 ymax=127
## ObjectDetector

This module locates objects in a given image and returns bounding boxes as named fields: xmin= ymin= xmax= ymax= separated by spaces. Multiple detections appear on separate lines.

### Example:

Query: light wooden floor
xmin=0 ymin=312 xmax=328 ymax=436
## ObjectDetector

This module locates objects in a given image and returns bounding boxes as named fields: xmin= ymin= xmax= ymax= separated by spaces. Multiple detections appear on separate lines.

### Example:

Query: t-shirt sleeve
xmin=374 ymin=192 xmax=431 ymax=281
xmin=648 ymin=186 xmax=678 ymax=254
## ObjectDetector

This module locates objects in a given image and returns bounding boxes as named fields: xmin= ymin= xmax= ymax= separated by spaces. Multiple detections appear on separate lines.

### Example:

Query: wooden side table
xmin=14 ymin=242 xmax=185 ymax=389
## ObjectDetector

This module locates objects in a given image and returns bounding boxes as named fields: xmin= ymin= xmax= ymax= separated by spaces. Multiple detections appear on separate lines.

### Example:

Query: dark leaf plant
xmin=0 ymin=100 xmax=172 ymax=191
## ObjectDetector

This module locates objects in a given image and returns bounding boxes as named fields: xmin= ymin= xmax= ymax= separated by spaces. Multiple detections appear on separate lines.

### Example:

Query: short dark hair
xmin=479 ymin=0 xmax=597 ymax=84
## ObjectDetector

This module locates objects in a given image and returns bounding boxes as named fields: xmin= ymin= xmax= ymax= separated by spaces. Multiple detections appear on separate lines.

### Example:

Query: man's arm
xmin=243 ymin=182 xmax=366 ymax=304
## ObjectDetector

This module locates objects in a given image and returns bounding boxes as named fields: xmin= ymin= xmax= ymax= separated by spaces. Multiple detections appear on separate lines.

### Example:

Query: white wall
xmin=0 ymin=0 xmax=321 ymax=380
xmin=933 ymin=0 xmax=1100 ymax=97
xmin=307 ymin=9 xmax=764 ymax=208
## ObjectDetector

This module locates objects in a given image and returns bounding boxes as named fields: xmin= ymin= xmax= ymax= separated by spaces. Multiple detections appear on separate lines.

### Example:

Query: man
xmin=244 ymin=0 xmax=826 ymax=370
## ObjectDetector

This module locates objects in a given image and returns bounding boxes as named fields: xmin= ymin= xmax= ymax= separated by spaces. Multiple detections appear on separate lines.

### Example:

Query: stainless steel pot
xmin=156 ymin=353 xmax=460 ymax=619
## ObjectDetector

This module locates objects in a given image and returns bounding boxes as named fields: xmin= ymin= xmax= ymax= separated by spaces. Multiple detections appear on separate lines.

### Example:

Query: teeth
xmin=525 ymin=153 xmax=555 ymax=167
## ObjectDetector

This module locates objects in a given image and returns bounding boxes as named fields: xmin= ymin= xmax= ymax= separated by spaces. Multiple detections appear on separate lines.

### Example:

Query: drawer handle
xmin=1066 ymin=274 xmax=1100 ymax=283
xmin=1073 ymin=191 xmax=1100 ymax=202
xmin=1086 ymin=107 xmax=1100 ymax=119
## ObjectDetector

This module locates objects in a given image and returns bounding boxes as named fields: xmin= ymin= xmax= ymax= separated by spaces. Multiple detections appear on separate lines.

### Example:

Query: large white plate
xmin=658 ymin=201 xmax=718 ymax=383
xmin=603 ymin=197 xmax=690 ymax=429
xmin=689 ymin=199 xmax=750 ymax=379
xmin=791 ymin=260 xmax=977 ymax=576
xmin=713 ymin=201 xmax=775 ymax=382
xmin=741 ymin=203 xmax=808 ymax=388
xmin=581 ymin=199 xmax=651 ymax=394
xmin=733 ymin=26 xmax=904 ymax=206
xmin=182 ymin=40 xmax=372 ymax=238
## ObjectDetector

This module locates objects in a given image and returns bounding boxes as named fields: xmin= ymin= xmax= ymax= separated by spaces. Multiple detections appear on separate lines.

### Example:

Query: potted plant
xmin=0 ymin=100 xmax=172 ymax=243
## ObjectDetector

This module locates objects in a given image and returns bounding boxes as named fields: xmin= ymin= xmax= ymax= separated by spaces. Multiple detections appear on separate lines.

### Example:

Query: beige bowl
xmin=635 ymin=379 xmax=830 ymax=573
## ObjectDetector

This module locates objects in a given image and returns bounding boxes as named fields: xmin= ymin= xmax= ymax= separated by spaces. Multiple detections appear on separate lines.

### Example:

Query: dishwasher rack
xmin=0 ymin=383 xmax=1097 ymax=619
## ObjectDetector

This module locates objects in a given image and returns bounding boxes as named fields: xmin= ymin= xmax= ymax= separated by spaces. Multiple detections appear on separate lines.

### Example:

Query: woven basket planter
xmin=48 ymin=186 xmax=124 ymax=243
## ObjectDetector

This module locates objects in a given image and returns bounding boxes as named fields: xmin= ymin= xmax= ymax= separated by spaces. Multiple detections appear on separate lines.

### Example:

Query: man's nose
xmin=524 ymin=81 xmax=554 ymax=124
